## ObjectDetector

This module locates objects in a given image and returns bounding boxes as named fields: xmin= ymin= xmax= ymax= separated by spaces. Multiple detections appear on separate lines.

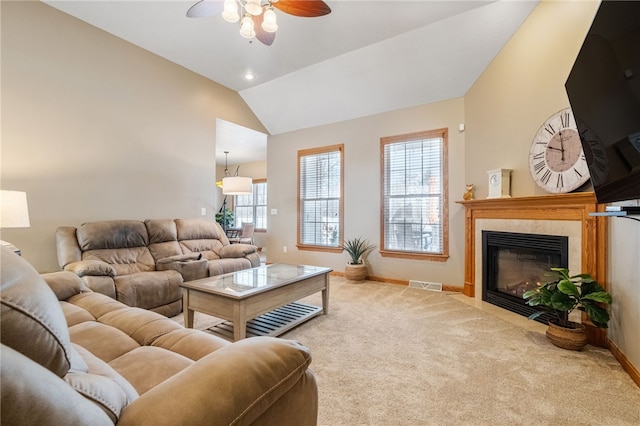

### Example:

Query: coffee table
xmin=180 ymin=264 xmax=331 ymax=341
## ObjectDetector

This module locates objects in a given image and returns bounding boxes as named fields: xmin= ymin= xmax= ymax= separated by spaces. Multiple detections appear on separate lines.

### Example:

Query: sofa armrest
xmin=118 ymin=337 xmax=316 ymax=426
xmin=41 ymin=271 xmax=91 ymax=301
xmin=219 ymin=243 xmax=257 ymax=259
xmin=156 ymin=254 xmax=208 ymax=282
xmin=64 ymin=260 xmax=116 ymax=278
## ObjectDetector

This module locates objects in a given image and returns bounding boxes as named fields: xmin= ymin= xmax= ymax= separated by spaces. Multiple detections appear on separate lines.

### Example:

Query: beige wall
xmin=267 ymin=98 xmax=467 ymax=287
xmin=0 ymin=1 xmax=266 ymax=272
xmin=465 ymin=0 xmax=599 ymax=198
xmin=608 ymin=209 xmax=640 ymax=371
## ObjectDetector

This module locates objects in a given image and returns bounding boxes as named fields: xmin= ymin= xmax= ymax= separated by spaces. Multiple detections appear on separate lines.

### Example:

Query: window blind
xmin=382 ymin=130 xmax=446 ymax=256
xmin=298 ymin=145 xmax=343 ymax=248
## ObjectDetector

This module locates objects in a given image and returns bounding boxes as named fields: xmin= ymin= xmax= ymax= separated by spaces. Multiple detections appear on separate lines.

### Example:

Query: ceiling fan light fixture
xmin=239 ymin=14 xmax=256 ymax=39
xmin=262 ymin=7 xmax=278 ymax=33
xmin=186 ymin=0 xmax=331 ymax=46
xmin=244 ymin=0 xmax=263 ymax=16
xmin=222 ymin=0 xmax=240 ymax=22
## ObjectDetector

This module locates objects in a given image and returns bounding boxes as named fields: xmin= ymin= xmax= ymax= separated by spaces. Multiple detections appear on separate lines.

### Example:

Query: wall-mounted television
xmin=565 ymin=0 xmax=640 ymax=204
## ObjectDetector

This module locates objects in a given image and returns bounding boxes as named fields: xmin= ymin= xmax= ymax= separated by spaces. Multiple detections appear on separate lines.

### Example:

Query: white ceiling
xmin=43 ymin=0 xmax=539 ymax=164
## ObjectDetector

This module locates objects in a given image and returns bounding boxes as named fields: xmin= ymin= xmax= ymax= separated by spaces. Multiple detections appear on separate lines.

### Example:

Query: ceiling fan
xmin=187 ymin=0 xmax=331 ymax=46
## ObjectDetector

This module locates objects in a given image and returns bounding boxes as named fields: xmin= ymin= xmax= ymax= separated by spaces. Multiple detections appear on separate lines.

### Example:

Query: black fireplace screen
xmin=482 ymin=231 xmax=568 ymax=321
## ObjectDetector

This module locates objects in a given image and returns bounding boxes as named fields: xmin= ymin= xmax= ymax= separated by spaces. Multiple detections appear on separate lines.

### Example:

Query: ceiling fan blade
xmin=272 ymin=0 xmax=331 ymax=17
xmin=186 ymin=0 xmax=223 ymax=18
xmin=253 ymin=14 xmax=276 ymax=46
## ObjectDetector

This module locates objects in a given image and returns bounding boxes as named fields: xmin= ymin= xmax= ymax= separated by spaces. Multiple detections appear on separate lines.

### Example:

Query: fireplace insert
xmin=482 ymin=231 xmax=568 ymax=323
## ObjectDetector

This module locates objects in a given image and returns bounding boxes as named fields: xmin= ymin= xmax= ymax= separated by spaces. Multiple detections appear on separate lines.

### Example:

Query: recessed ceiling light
xmin=244 ymin=72 xmax=256 ymax=81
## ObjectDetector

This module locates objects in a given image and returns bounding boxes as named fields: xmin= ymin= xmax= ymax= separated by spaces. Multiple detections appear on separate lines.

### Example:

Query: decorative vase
xmin=345 ymin=263 xmax=368 ymax=282
xmin=546 ymin=320 xmax=588 ymax=351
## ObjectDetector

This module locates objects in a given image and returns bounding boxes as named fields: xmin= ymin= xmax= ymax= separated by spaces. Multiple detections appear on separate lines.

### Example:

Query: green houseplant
xmin=523 ymin=267 xmax=612 ymax=350
xmin=215 ymin=208 xmax=234 ymax=230
xmin=341 ymin=237 xmax=376 ymax=281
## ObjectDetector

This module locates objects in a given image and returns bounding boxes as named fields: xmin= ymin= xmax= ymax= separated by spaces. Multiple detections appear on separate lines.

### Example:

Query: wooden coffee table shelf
xmin=206 ymin=302 xmax=322 ymax=340
xmin=180 ymin=264 xmax=331 ymax=341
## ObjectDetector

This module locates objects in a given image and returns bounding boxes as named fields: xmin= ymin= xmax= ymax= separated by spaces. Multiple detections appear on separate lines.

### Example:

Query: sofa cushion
xmin=208 ymin=257 xmax=253 ymax=276
xmin=179 ymin=239 xmax=224 ymax=259
xmin=145 ymin=219 xmax=178 ymax=244
xmin=109 ymin=346 xmax=195 ymax=395
xmin=176 ymin=218 xmax=231 ymax=256
xmin=70 ymin=321 xmax=141 ymax=363
xmin=145 ymin=219 xmax=184 ymax=261
xmin=65 ymin=344 xmax=139 ymax=422
xmin=0 ymin=247 xmax=77 ymax=377
xmin=151 ymin=328 xmax=229 ymax=361
xmin=83 ymin=247 xmax=156 ymax=275
xmin=114 ymin=270 xmax=182 ymax=311
xmin=77 ymin=220 xmax=149 ymax=250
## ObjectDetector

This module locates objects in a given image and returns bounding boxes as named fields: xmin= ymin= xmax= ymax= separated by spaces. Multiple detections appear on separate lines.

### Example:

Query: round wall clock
xmin=528 ymin=107 xmax=590 ymax=193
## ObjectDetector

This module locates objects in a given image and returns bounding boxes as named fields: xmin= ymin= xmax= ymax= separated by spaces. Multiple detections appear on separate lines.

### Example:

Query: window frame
xmin=297 ymin=144 xmax=344 ymax=253
xmin=379 ymin=129 xmax=449 ymax=261
xmin=234 ymin=179 xmax=267 ymax=231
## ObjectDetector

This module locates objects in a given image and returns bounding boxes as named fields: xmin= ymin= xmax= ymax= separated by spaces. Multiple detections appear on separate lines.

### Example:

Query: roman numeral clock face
xmin=529 ymin=107 xmax=590 ymax=193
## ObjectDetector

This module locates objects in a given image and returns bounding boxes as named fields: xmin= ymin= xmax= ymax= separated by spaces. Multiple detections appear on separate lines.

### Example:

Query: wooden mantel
xmin=457 ymin=192 xmax=608 ymax=346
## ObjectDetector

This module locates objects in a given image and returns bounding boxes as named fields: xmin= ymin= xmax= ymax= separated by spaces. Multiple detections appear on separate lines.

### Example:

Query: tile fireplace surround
xmin=458 ymin=192 xmax=608 ymax=347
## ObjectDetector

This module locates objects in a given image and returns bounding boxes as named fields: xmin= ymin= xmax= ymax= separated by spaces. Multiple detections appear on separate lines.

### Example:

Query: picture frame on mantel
xmin=487 ymin=169 xmax=512 ymax=199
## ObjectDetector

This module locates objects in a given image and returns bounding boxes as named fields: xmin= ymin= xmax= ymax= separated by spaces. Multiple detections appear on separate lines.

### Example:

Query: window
xmin=381 ymin=129 xmax=448 ymax=261
xmin=298 ymin=144 xmax=344 ymax=251
xmin=234 ymin=180 xmax=267 ymax=230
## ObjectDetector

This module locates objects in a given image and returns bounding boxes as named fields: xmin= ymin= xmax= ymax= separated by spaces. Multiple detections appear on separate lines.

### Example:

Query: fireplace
xmin=482 ymin=231 xmax=568 ymax=323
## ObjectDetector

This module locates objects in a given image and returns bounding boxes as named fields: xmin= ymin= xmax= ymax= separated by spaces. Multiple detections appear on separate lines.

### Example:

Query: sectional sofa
xmin=0 ymin=246 xmax=318 ymax=425
xmin=56 ymin=218 xmax=261 ymax=317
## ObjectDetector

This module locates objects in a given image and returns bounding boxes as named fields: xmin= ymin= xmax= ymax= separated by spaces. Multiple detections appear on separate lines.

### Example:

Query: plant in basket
xmin=341 ymin=237 xmax=376 ymax=282
xmin=523 ymin=267 xmax=612 ymax=350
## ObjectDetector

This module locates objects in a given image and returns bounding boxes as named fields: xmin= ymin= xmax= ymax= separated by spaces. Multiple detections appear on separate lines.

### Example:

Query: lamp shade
xmin=0 ymin=190 xmax=30 ymax=228
xmin=222 ymin=177 xmax=253 ymax=195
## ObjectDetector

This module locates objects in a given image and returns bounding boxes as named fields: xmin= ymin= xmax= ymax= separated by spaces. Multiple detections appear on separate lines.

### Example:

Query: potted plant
xmin=523 ymin=267 xmax=612 ymax=350
xmin=215 ymin=208 xmax=234 ymax=230
xmin=341 ymin=237 xmax=376 ymax=281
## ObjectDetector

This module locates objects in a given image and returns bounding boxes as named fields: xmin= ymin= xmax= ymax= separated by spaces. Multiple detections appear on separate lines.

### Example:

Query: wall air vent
xmin=409 ymin=280 xmax=443 ymax=292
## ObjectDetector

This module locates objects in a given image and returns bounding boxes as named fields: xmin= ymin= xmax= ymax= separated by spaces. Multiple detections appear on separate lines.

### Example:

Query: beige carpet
xmin=175 ymin=277 xmax=640 ymax=425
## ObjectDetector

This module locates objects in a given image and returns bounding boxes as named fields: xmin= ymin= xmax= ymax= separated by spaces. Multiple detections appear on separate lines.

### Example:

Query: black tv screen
xmin=565 ymin=0 xmax=640 ymax=204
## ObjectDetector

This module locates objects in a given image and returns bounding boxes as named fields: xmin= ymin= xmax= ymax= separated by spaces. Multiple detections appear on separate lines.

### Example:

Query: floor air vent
xmin=409 ymin=280 xmax=443 ymax=292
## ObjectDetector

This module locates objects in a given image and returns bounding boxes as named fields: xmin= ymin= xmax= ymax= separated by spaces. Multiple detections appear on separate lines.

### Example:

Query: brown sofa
xmin=56 ymin=218 xmax=261 ymax=316
xmin=1 ymin=247 xmax=318 ymax=425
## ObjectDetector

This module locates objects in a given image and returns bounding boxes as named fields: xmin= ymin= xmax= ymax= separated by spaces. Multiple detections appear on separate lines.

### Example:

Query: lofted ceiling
xmin=43 ymin=0 xmax=539 ymax=163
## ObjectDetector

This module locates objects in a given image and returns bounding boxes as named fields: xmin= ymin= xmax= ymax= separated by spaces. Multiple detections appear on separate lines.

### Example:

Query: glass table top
xmin=180 ymin=264 xmax=332 ymax=298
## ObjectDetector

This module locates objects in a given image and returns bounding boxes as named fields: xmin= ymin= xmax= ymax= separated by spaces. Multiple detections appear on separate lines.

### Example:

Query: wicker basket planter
xmin=345 ymin=263 xmax=368 ymax=282
xmin=546 ymin=320 xmax=588 ymax=351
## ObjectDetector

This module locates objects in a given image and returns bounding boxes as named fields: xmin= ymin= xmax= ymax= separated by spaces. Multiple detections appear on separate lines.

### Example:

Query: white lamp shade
xmin=245 ymin=0 xmax=263 ymax=16
xmin=262 ymin=7 xmax=278 ymax=33
xmin=239 ymin=14 xmax=256 ymax=39
xmin=222 ymin=177 xmax=253 ymax=195
xmin=222 ymin=0 xmax=239 ymax=22
xmin=0 ymin=190 xmax=30 ymax=228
